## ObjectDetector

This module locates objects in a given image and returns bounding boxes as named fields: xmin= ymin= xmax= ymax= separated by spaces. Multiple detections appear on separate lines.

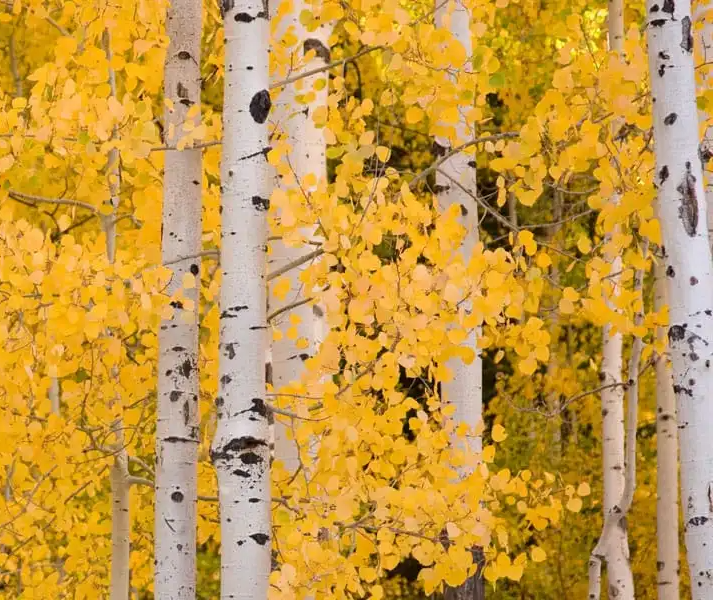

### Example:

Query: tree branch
xmin=267 ymin=248 xmax=323 ymax=282
xmin=8 ymin=190 xmax=99 ymax=214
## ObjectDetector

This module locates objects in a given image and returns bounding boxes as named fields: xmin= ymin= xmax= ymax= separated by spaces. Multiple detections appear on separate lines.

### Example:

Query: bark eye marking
xmin=171 ymin=491 xmax=184 ymax=503
xmin=249 ymin=90 xmax=271 ymax=124
xmin=668 ymin=324 xmax=686 ymax=342
xmin=252 ymin=196 xmax=270 ymax=211
xmin=662 ymin=0 xmax=674 ymax=14
xmin=681 ymin=16 xmax=693 ymax=52
xmin=664 ymin=113 xmax=677 ymax=125
xmin=676 ymin=162 xmax=698 ymax=236
xmin=250 ymin=533 xmax=270 ymax=545
xmin=659 ymin=165 xmax=669 ymax=183
xmin=177 ymin=51 xmax=191 ymax=60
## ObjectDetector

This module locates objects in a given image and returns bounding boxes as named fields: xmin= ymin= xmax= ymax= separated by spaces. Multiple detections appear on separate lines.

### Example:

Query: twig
xmin=270 ymin=46 xmax=384 ymax=90
xmin=267 ymin=297 xmax=313 ymax=323
xmin=8 ymin=190 xmax=98 ymax=214
xmin=267 ymin=248 xmax=324 ymax=282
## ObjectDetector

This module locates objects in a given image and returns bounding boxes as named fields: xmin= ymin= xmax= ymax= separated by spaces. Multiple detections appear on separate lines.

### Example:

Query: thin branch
xmin=267 ymin=297 xmax=313 ymax=323
xmin=164 ymin=249 xmax=219 ymax=267
xmin=409 ymin=133 xmax=519 ymax=191
xmin=8 ymin=190 xmax=98 ymax=214
xmin=270 ymin=46 xmax=384 ymax=90
xmin=267 ymin=248 xmax=323 ymax=282
xmin=128 ymin=476 xmax=153 ymax=488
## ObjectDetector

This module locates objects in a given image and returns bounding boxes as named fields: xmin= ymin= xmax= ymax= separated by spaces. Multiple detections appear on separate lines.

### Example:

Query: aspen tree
xmin=593 ymin=0 xmax=634 ymax=594
xmin=102 ymin=30 xmax=131 ymax=600
xmin=434 ymin=2 xmax=484 ymax=598
xmin=654 ymin=263 xmax=679 ymax=600
xmin=210 ymin=0 xmax=272 ymax=596
xmin=646 ymin=0 xmax=713 ymax=594
xmin=270 ymin=0 xmax=331 ymax=474
xmin=154 ymin=0 xmax=202 ymax=595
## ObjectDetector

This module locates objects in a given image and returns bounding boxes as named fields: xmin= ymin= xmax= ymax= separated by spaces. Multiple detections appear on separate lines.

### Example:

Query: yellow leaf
xmin=273 ymin=277 xmax=291 ymax=301
xmin=405 ymin=106 xmax=424 ymax=124
xmin=531 ymin=547 xmax=547 ymax=562
xmin=482 ymin=445 xmax=496 ymax=463
xmin=577 ymin=482 xmax=591 ymax=497
xmin=577 ymin=235 xmax=592 ymax=254
xmin=492 ymin=424 xmax=507 ymax=443
xmin=566 ymin=497 xmax=583 ymax=513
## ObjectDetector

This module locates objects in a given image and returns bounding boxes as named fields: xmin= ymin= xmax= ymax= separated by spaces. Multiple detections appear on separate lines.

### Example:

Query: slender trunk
xmin=646 ymin=1 xmax=713 ymax=595
xmin=154 ymin=0 xmax=203 ymax=596
xmin=654 ymin=262 xmax=679 ymax=600
xmin=589 ymin=243 xmax=647 ymax=599
xmin=103 ymin=30 xmax=131 ymax=600
xmin=435 ymin=2 xmax=483 ymax=598
xmin=210 ymin=0 xmax=271 ymax=597
xmin=594 ymin=0 xmax=634 ymax=593
xmin=111 ymin=430 xmax=130 ymax=600
xmin=270 ymin=3 xmax=331 ymax=474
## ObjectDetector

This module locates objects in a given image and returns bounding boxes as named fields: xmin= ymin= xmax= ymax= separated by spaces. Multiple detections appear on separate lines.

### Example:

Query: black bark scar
xmin=249 ymin=90 xmax=271 ymax=124
xmin=681 ymin=16 xmax=693 ymax=52
xmin=677 ymin=161 xmax=698 ymax=236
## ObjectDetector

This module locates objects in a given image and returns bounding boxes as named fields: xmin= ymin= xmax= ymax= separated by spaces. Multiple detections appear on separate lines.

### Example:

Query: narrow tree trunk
xmin=654 ymin=262 xmax=680 ymax=600
xmin=270 ymin=3 xmax=331 ymax=474
xmin=435 ymin=2 xmax=483 ymax=598
xmin=154 ymin=0 xmax=203 ymax=596
xmin=210 ymin=0 xmax=271 ymax=597
xmin=646 ymin=1 xmax=713 ymax=595
xmin=595 ymin=0 xmax=634 ymax=593
xmin=103 ymin=30 xmax=131 ymax=600
xmin=111 ymin=437 xmax=130 ymax=600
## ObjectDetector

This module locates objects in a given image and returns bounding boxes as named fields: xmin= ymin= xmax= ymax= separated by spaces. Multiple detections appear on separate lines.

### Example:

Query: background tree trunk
xmin=646 ymin=0 xmax=713 ymax=595
xmin=210 ymin=0 xmax=272 ymax=597
xmin=270 ymin=0 xmax=331 ymax=474
xmin=434 ymin=1 xmax=484 ymax=597
xmin=596 ymin=0 xmax=634 ymax=594
xmin=654 ymin=262 xmax=679 ymax=600
xmin=153 ymin=0 xmax=203 ymax=595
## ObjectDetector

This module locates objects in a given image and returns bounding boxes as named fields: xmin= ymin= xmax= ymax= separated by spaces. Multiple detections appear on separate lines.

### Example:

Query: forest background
xmin=0 ymin=0 xmax=710 ymax=598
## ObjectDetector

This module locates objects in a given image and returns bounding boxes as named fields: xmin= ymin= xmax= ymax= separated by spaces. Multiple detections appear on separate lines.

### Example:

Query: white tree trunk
xmin=654 ymin=262 xmax=680 ymax=600
xmin=270 ymin=1 xmax=331 ymax=474
xmin=435 ymin=0 xmax=482 ymax=461
xmin=595 ymin=0 xmax=634 ymax=593
xmin=647 ymin=1 xmax=713 ymax=595
xmin=103 ymin=30 xmax=131 ymax=600
xmin=435 ymin=3 xmax=483 ymax=598
xmin=210 ymin=0 xmax=271 ymax=597
xmin=154 ymin=0 xmax=203 ymax=595
xmin=111 ymin=442 xmax=130 ymax=600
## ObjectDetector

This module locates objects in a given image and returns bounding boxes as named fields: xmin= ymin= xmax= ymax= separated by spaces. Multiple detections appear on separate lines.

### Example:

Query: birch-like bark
xmin=593 ymin=0 xmax=634 ymax=593
xmin=210 ymin=0 xmax=271 ymax=597
xmin=270 ymin=1 xmax=331 ymax=474
xmin=102 ymin=30 xmax=131 ymax=600
xmin=695 ymin=2 xmax=713 ymax=241
xmin=589 ymin=243 xmax=647 ymax=599
xmin=654 ymin=261 xmax=679 ymax=600
xmin=435 ymin=3 xmax=483 ymax=598
xmin=154 ymin=0 xmax=202 ymax=595
xmin=647 ymin=1 xmax=713 ymax=594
